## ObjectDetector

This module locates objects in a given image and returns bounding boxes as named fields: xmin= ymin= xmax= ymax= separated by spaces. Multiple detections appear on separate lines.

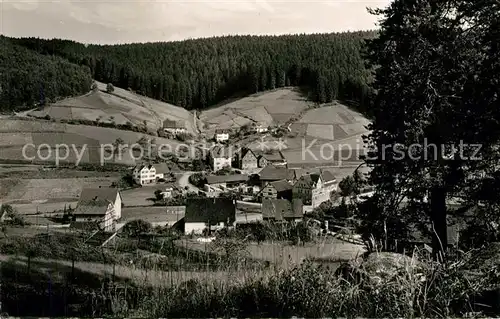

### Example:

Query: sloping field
xmin=0 ymin=119 xmax=188 ymax=165
xmin=0 ymin=119 xmax=67 ymax=133
xmin=199 ymin=88 xmax=310 ymax=134
xmin=27 ymin=81 xmax=197 ymax=135
xmin=0 ymin=177 xmax=116 ymax=202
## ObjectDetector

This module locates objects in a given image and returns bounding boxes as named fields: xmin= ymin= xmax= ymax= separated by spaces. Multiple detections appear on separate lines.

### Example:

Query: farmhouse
xmin=163 ymin=119 xmax=187 ymax=135
xmin=133 ymin=163 xmax=170 ymax=185
xmin=208 ymin=145 xmax=233 ymax=172
xmin=183 ymin=198 xmax=236 ymax=235
xmin=214 ymin=129 xmax=230 ymax=142
xmin=258 ymin=165 xmax=296 ymax=187
xmin=204 ymin=174 xmax=249 ymax=192
xmin=262 ymin=198 xmax=304 ymax=222
xmin=240 ymin=149 xmax=259 ymax=170
xmin=292 ymin=170 xmax=337 ymax=207
xmin=72 ymin=187 xmax=122 ymax=232
xmin=254 ymin=123 xmax=268 ymax=133
xmin=259 ymin=179 xmax=293 ymax=201
xmin=257 ymin=151 xmax=287 ymax=168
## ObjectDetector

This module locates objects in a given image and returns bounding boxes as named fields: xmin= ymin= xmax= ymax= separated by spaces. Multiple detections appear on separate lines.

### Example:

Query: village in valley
xmin=4 ymin=3 xmax=496 ymax=314
xmin=0 ymin=83 xmax=375 ymax=291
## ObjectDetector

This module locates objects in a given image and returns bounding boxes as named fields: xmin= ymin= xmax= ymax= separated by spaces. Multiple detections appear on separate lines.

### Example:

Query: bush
xmin=121 ymin=220 xmax=153 ymax=237
xmin=189 ymin=172 xmax=206 ymax=188
xmin=106 ymin=83 xmax=115 ymax=93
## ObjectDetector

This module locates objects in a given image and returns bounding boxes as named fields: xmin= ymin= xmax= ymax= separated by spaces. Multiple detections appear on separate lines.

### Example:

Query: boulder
xmin=360 ymin=252 xmax=426 ymax=285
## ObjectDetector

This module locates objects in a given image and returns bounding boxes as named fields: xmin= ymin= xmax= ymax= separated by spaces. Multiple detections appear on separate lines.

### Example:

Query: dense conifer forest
xmin=0 ymin=36 xmax=93 ymax=111
xmin=2 ymin=31 xmax=375 ymax=113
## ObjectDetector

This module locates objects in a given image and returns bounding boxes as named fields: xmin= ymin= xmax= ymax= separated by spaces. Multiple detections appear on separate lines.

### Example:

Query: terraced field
xmin=199 ymin=88 xmax=311 ymax=136
xmin=0 ymin=119 xmax=189 ymax=165
xmin=28 ymin=81 xmax=197 ymax=135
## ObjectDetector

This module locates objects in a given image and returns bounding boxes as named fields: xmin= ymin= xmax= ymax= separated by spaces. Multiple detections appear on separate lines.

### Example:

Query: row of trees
xmin=10 ymin=32 xmax=375 ymax=114
xmin=0 ymin=36 xmax=92 ymax=111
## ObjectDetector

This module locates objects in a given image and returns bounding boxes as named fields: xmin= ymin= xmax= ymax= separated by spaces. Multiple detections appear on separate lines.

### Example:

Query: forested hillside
xmin=11 ymin=31 xmax=375 ymax=114
xmin=0 ymin=36 xmax=92 ymax=112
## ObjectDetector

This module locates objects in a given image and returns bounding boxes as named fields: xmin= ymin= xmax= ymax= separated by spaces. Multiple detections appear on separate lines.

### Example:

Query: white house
xmin=208 ymin=145 xmax=233 ymax=172
xmin=163 ymin=119 xmax=187 ymax=135
xmin=133 ymin=163 xmax=170 ymax=185
xmin=255 ymin=124 xmax=268 ymax=133
xmin=214 ymin=129 xmax=230 ymax=142
xmin=72 ymin=187 xmax=122 ymax=232
xmin=292 ymin=170 xmax=337 ymax=208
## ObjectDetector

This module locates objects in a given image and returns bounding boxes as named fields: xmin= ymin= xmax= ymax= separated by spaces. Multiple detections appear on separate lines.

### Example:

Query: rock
xmin=360 ymin=252 xmax=426 ymax=285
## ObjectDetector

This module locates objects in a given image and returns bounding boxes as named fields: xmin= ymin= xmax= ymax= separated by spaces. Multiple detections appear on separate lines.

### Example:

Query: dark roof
xmin=79 ymin=187 xmax=119 ymax=203
xmin=320 ymin=170 xmax=337 ymax=183
xmin=269 ymin=180 xmax=293 ymax=192
xmin=262 ymin=199 xmax=303 ymax=220
xmin=206 ymin=174 xmax=249 ymax=185
xmin=163 ymin=119 xmax=184 ymax=129
xmin=296 ymin=173 xmax=321 ymax=188
xmin=259 ymin=165 xmax=290 ymax=181
xmin=73 ymin=200 xmax=109 ymax=216
xmin=215 ymin=129 xmax=230 ymax=134
xmin=185 ymin=198 xmax=236 ymax=223
xmin=242 ymin=149 xmax=258 ymax=160
xmin=209 ymin=145 xmax=232 ymax=158
xmin=259 ymin=151 xmax=285 ymax=162
xmin=153 ymin=162 xmax=170 ymax=174
xmin=76 ymin=187 xmax=119 ymax=216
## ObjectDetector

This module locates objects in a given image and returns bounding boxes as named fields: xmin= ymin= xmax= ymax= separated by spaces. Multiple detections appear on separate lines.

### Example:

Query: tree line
xmin=0 ymin=36 xmax=92 ymax=111
xmin=8 ymin=31 xmax=376 ymax=115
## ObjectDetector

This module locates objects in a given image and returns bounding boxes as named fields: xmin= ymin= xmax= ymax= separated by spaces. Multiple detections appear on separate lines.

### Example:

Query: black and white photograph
xmin=0 ymin=0 xmax=500 ymax=317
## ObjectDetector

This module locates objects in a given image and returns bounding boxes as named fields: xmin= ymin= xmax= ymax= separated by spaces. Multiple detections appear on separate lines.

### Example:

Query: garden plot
xmin=339 ymin=122 xmax=369 ymax=136
xmin=71 ymin=108 xmax=108 ymax=122
xmin=299 ymin=106 xmax=347 ymax=124
xmin=0 ymin=119 xmax=66 ymax=133
xmin=0 ymin=177 xmax=116 ymax=202
xmin=0 ymin=133 xmax=33 ymax=146
xmin=270 ymin=113 xmax=294 ymax=125
xmin=306 ymin=124 xmax=335 ymax=140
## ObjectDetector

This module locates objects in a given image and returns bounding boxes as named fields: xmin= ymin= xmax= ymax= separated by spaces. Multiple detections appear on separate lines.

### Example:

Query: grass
xmin=28 ymin=81 xmax=197 ymax=135
xmin=0 ymin=224 xmax=498 ymax=317
xmin=0 ymin=176 xmax=116 ymax=203
xmin=199 ymin=88 xmax=307 ymax=135
xmin=1 ymin=246 xmax=495 ymax=317
xmin=0 ymin=118 xmax=190 ymax=165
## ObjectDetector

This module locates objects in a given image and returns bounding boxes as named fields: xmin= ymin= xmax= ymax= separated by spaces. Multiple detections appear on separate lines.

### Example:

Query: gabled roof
xmin=268 ymin=180 xmax=293 ymax=192
xmin=295 ymin=173 xmax=321 ymax=188
xmin=153 ymin=162 xmax=170 ymax=174
xmin=320 ymin=170 xmax=337 ymax=183
xmin=259 ymin=151 xmax=285 ymax=162
xmin=185 ymin=198 xmax=236 ymax=223
xmin=242 ymin=149 xmax=258 ymax=160
xmin=76 ymin=187 xmax=120 ymax=216
xmin=73 ymin=202 xmax=109 ymax=216
xmin=259 ymin=165 xmax=290 ymax=181
xmin=262 ymin=199 xmax=303 ymax=220
xmin=209 ymin=145 xmax=232 ymax=158
xmin=206 ymin=174 xmax=249 ymax=185
xmin=79 ymin=187 xmax=120 ymax=203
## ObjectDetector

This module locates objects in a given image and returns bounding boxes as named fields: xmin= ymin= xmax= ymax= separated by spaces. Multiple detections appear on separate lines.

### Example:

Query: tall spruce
xmin=364 ymin=0 xmax=500 ymax=257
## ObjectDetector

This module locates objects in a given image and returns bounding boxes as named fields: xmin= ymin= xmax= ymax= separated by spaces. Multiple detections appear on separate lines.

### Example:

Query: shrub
xmin=106 ymin=83 xmax=115 ymax=93
xmin=122 ymin=220 xmax=153 ymax=238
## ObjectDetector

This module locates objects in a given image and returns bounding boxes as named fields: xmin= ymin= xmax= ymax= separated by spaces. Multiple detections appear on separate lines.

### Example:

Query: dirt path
xmin=177 ymin=171 xmax=202 ymax=193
